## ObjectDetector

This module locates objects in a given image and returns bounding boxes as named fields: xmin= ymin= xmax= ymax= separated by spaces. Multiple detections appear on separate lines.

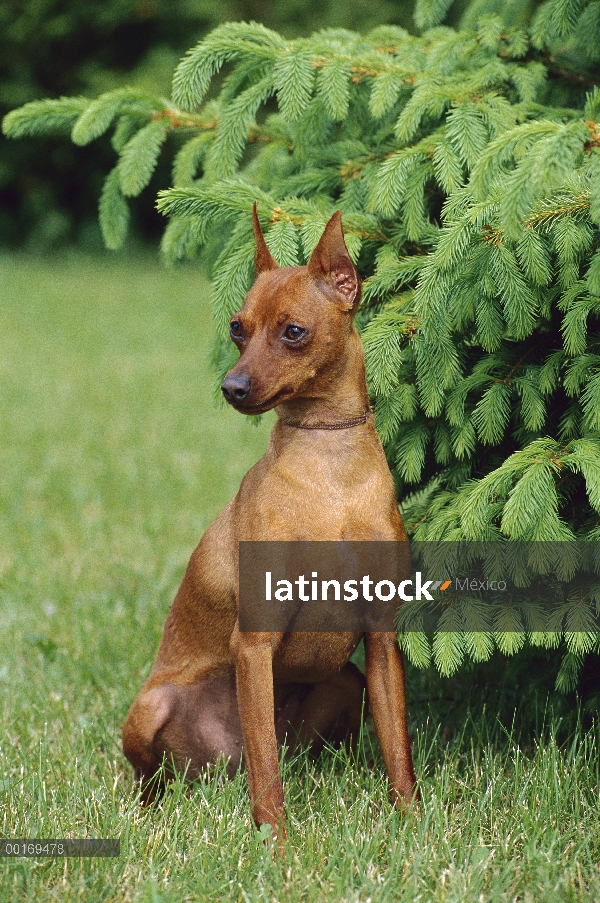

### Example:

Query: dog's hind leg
xmin=122 ymin=670 xmax=243 ymax=802
xmin=122 ymin=685 xmax=178 ymax=802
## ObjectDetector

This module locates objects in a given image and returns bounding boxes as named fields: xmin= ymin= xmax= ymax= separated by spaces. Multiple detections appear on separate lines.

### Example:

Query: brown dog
xmin=122 ymin=205 xmax=418 ymax=835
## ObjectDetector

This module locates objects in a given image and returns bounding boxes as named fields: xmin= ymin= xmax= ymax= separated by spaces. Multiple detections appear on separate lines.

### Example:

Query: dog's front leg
xmin=365 ymin=631 xmax=419 ymax=807
xmin=230 ymin=624 xmax=286 ymax=836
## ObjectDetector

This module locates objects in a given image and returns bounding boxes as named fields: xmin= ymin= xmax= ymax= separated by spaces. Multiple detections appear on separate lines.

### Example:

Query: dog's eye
xmin=284 ymin=325 xmax=306 ymax=341
xmin=230 ymin=320 xmax=243 ymax=339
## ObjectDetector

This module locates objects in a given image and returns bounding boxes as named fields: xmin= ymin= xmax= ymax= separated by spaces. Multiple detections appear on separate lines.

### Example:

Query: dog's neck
xmin=275 ymin=328 xmax=371 ymax=430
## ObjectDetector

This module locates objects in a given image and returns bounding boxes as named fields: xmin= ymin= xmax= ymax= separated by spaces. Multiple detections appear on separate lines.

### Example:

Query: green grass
xmin=0 ymin=252 xmax=599 ymax=902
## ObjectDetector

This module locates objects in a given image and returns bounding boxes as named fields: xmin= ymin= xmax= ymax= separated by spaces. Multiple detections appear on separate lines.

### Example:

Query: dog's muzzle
xmin=221 ymin=374 xmax=251 ymax=404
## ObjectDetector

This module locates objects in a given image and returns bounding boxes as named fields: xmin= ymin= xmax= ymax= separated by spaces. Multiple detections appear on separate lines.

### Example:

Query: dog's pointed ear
xmin=307 ymin=211 xmax=359 ymax=311
xmin=252 ymin=202 xmax=278 ymax=274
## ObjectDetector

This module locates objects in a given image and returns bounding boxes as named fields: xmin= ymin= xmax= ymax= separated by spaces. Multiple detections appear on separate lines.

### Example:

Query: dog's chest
xmin=272 ymin=631 xmax=361 ymax=682
xmin=237 ymin=433 xmax=399 ymax=540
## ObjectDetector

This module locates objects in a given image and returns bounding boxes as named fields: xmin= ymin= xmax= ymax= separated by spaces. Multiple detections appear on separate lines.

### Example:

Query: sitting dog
xmin=122 ymin=205 xmax=418 ymax=836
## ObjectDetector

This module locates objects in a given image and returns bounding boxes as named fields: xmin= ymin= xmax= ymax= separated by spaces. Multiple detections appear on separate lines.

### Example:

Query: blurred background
xmin=1 ymin=0 xmax=420 ymax=251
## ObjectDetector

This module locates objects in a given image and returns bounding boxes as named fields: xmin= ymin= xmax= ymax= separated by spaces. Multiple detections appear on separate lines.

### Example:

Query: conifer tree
xmin=5 ymin=0 xmax=600 ymax=686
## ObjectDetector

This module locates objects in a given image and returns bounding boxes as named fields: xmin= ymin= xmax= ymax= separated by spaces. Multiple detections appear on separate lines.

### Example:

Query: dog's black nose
xmin=221 ymin=374 xmax=251 ymax=404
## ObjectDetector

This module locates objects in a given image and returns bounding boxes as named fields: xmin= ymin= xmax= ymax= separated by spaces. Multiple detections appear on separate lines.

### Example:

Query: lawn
xmin=0 ymin=252 xmax=598 ymax=902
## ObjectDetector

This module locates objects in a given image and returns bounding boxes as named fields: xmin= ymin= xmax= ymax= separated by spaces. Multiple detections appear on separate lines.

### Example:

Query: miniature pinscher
xmin=122 ymin=205 xmax=418 ymax=836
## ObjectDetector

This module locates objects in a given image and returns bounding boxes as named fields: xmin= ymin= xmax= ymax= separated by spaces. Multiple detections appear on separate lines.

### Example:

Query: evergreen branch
xmin=2 ymin=97 xmax=89 ymax=138
xmin=530 ymin=197 xmax=591 ymax=228
xmin=157 ymin=187 xmax=389 ymax=244
xmin=99 ymin=167 xmax=129 ymax=250
xmin=544 ymin=52 xmax=599 ymax=88
xmin=172 ymin=22 xmax=285 ymax=111
xmin=117 ymin=120 xmax=168 ymax=197
xmin=156 ymin=181 xmax=277 ymax=220
xmin=270 ymin=207 xmax=389 ymax=243
xmin=71 ymin=88 xmax=162 ymax=145
xmin=209 ymin=75 xmax=276 ymax=177
xmin=152 ymin=105 xmax=291 ymax=150
xmin=151 ymin=108 xmax=218 ymax=130
xmin=310 ymin=57 xmax=418 ymax=85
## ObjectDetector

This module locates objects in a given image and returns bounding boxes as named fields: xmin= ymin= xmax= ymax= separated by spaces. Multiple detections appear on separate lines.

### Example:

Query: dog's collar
xmin=281 ymin=408 xmax=372 ymax=430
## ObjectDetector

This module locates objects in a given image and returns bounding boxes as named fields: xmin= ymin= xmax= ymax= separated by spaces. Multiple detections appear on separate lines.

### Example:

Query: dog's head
xmin=221 ymin=204 xmax=361 ymax=414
